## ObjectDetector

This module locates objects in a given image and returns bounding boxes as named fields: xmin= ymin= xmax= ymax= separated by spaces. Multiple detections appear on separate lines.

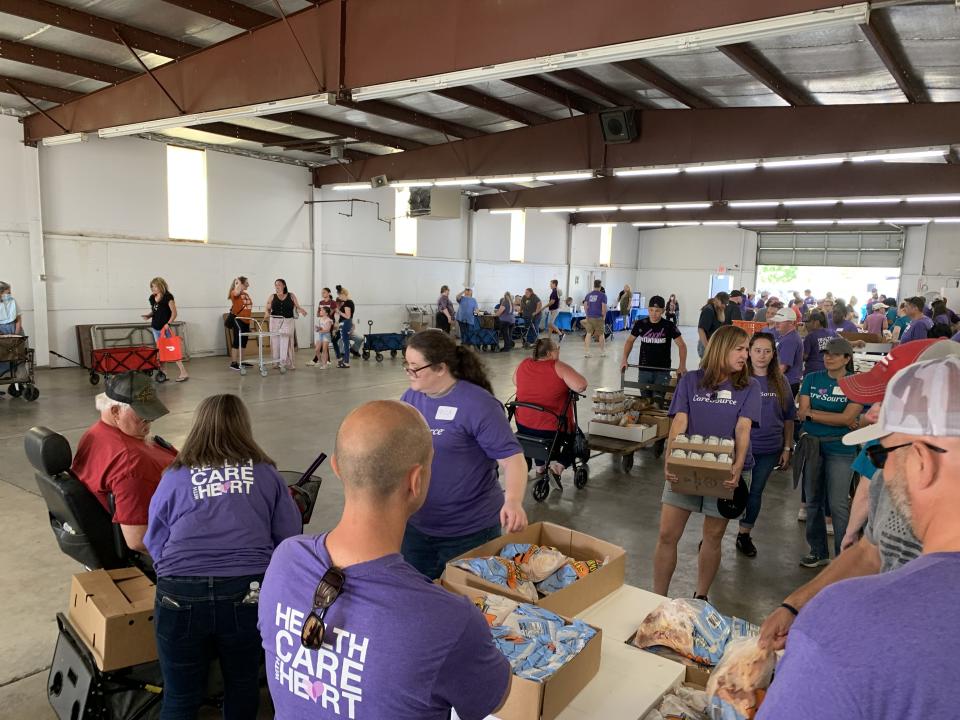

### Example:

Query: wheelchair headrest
xmin=24 ymin=426 xmax=73 ymax=476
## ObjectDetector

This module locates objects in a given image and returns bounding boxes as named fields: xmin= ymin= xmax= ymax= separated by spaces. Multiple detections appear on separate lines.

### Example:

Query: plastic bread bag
xmin=471 ymin=593 xmax=520 ymax=627
xmin=537 ymin=557 xmax=604 ymax=595
xmin=706 ymin=638 xmax=776 ymax=720
xmin=631 ymin=598 xmax=732 ymax=665
xmin=499 ymin=543 xmax=570 ymax=583
xmin=491 ymin=604 xmax=597 ymax=682
xmin=450 ymin=556 xmax=539 ymax=601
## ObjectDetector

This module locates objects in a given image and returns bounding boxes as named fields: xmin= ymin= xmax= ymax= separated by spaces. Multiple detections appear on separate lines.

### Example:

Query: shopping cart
xmin=362 ymin=320 xmax=412 ymax=362
xmin=0 ymin=335 xmax=39 ymax=401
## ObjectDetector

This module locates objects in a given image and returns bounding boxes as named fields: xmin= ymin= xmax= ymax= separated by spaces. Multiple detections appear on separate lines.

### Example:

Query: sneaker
xmin=230 ymin=362 xmax=240 ymax=370
xmin=826 ymin=518 xmax=835 ymax=536
xmin=797 ymin=507 xmax=807 ymax=522
xmin=736 ymin=533 xmax=757 ymax=558
xmin=584 ymin=353 xmax=592 ymax=358
xmin=799 ymin=554 xmax=830 ymax=568
xmin=600 ymin=351 xmax=608 ymax=357
xmin=318 ymin=362 xmax=327 ymax=370
xmin=306 ymin=360 xmax=318 ymax=367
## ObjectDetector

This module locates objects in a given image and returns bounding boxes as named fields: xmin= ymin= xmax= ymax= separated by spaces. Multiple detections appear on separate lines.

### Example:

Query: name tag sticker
xmin=717 ymin=390 xmax=733 ymax=400
xmin=832 ymin=386 xmax=846 ymax=396
xmin=436 ymin=406 xmax=458 ymax=421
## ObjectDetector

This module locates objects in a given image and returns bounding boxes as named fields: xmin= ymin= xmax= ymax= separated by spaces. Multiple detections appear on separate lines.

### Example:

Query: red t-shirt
xmin=71 ymin=420 xmax=177 ymax=525
xmin=515 ymin=358 xmax=575 ymax=431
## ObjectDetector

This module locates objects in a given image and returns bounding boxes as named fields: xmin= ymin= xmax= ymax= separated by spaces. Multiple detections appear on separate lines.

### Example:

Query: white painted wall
xmin=901 ymin=223 xmax=960 ymax=297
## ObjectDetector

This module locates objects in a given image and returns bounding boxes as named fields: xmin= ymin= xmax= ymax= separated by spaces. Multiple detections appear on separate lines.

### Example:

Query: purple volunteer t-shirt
xmin=776 ymin=330 xmax=804 ymax=386
xmin=757 ymin=553 xmax=960 ymax=720
xmin=802 ymin=328 xmax=833 ymax=376
xmin=900 ymin=315 xmax=933 ymax=343
xmin=952 ymin=330 xmax=960 ymax=343
xmin=259 ymin=533 xmax=511 ymax=720
xmin=402 ymin=381 xmax=521 ymax=537
xmin=584 ymin=290 xmax=607 ymax=318
xmin=668 ymin=369 xmax=762 ymax=470
xmin=827 ymin=318 xmax=858 ymax=333
xmin=145 ymin=460 xmax=302 ymax=577
xmin=750 ymin=375 xmax=796 ymax=456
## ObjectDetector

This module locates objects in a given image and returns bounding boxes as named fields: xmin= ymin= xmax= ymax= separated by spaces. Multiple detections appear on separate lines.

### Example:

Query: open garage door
xmin=757 ymin=231 xmax=904 ymax=268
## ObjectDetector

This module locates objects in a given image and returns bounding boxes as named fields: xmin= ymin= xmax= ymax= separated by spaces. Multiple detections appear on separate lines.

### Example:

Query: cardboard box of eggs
xmin=666 ymin=434 xmax=737 ymax=499
xmin=590 ymin=389 xmax=657 ymax=442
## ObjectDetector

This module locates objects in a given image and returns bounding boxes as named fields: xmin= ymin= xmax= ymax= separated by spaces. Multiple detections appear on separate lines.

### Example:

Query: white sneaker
xmin=584 ymin=353 xmax=593 ymax=358
xmin=600 ymin=351 xmax=608 ymax=357
xmin=318 ymin=362 xmax=327 ymax=370
xmin=797 ymin=507 xmax=807 ymax=522
xmin=306 ymin=360 xmax=319 ymax=367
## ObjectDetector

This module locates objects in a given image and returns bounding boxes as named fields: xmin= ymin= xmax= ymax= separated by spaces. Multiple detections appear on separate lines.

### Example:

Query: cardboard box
xmin=665 ymin=459 xmax=735 ymax=499
xmin=640 ymin=414 xmax=670 ymax=438
xmin=442 ymin=580 xmax=603 ymax=720
xmin=588 ymin=420 xmax=656 ymax=443
xmin=442 ymin=522 xmax=626 ymax=617
xmin=839 ymin=331 xmax=884 ymax=344
xmin=67 ymin=567 xmax=157 ymax=671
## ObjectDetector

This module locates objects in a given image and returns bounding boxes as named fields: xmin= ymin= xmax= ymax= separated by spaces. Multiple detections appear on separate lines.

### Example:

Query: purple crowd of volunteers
xmin=27 ymin=269 xmax=959 ymax=719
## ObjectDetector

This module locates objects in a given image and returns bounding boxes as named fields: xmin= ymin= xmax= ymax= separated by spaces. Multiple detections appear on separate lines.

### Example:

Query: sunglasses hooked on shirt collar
xmin=301 ymin=567 xmax=346 ymax=650
xmin=865 ymin=441 xmax=947 ymax=469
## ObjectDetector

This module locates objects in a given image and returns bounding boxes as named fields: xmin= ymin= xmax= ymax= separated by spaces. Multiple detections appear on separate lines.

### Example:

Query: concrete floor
xmin=0 ymin=328 xmax=815 ymax=717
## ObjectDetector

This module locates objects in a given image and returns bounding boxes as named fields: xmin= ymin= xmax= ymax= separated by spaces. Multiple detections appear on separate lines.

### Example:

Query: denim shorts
xmin=662 ymin=469 xmax=753 ymax=519
xmin=315 ymin=332 xmax=332 ymax=343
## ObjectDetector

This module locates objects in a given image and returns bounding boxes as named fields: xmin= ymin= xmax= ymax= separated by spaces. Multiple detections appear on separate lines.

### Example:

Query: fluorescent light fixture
xmin=882 ymin=218 xmax=931 ymax=224
xmin=762 ymin=157 xmax=845 ymax=169
xmin=588 ymin=223 xmax=617 ymax=228
xmin=632 ymin=222 xmax=665 ymax=227
xmin=534 ymin=171 xmax=595 ymax=181
xmin=350 ymin=4 xmax=868 ymax=100
xmin=390 ymin=180 xmax=433 ymax=188
xmin=482 ymin=175 xmax=534 ymax=184
xmin=934 ymin=217 xmax=960 ymax=223
xmin=577 ymin=205 xmax=619 ymax=212
xmin=41 ymin=132 xmax=89 ymax=146
xmin=841 ymin=197 xmax=902 ymax=205
xmin=905 ymin=194 xmax=960 ymax=203
xmin=685 ymin=162 xmax=758 ymax=174
xmin=619 ymin=204 xmax=663 ymax=211
xmin=702 ymin=221 xmax=739 ymax=226
xmin=836 ymin=218 xmax=882 ymax=224
xmin=851 ymin=149 xmax=946 ymax=163
xmin=331 ymin=183 xmax=372 ymax=191
xmin=739 ymin=220 xmax=779 ymax=225
xmin=434 ymin=178 xmax=481 ymax=186
xmin=666 ymin=221 xmax=700 ymax=226
xmin=98 ymin=93 xmax=336 ymax=138
xmin=790 ymin=219 xmax=835 ymax=225
xmin=490 ymin=209 xmax=521 ymax=215
xmin=614 ymin=168 xmax=681 ymax=177
xmin=539 ymin=207 xmax=577 ymax=213
xmin=664 ymin=202 xmax=711 ymax=209
xmin=782 ymin=198 xmax=838 ymax=207
xmin=729 ymin=200 xmax=779 ymax=208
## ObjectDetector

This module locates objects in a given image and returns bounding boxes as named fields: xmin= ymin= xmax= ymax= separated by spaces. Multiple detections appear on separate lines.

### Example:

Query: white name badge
xmin=717 ymin=390 xmax=733 ymax=400
xmin=436 ymin=405 xmax=458 ymax=421
xmin=832 ymin=386 xmax=846 ymax=396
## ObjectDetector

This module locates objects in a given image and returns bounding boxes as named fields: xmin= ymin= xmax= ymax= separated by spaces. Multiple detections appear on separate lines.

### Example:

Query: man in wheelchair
xmin=71 ymin=371 xmax=177 ymax=553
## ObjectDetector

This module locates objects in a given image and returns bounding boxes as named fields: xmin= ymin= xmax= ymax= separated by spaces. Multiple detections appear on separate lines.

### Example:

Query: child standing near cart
xmin=142 ymin=277 xmax=188 ymax=383
xmin=308 ymin=306 xmax=335 ymax=368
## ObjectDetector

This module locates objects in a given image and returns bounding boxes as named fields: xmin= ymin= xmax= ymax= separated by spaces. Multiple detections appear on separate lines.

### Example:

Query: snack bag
xmin=537 ymin=557 xmax=604 ymax=594
xmin=631 ymin=598 xmax=731 ymax=665
xmin=706 ymin=639 xmax=776 ymax=720
xmin=472 ymin=594 xmax=520 ymax=627
xmin=500 ymin=543 xmax=570 ymax=582
xmin=450 ymin=556 xmax=538 ymax=601
xmin=491 ymin=604 xmax=597 ymax=682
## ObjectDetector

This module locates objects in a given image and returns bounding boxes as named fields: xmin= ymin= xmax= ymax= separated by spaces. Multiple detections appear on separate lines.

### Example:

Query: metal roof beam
xmin=0 ymin=0 xmax=199 ymax=59
xmin=192 ymin=121 xmax=373 ymax=161
xmin=266 ymin=111 xmax=427 ymax=150
xmin=337 ymin=99 xmax=484 ymax=139
xmin=0 ymin=37 xmax=135 ymax=83
xmin=859 ymin=10 xmax=930 ymax=104
xmin=433 ymin=87 xmax=551 ymax=126
xmin=718 ymin=43 xmax=816 ymax=106
xmin=548 ymin=68 xmax=646 ymax=108
xmin=0 ymin=74 xmax=83 ymax=104
xmin=614 ymin=59 xmax=717 ymax=109
xmin=160 ymin=0 xmax=274 ymax=30
xmin=312 ymin=103 xmax=960 ymax=186
xmin=504 ymin=76 xmax=604 ymax=115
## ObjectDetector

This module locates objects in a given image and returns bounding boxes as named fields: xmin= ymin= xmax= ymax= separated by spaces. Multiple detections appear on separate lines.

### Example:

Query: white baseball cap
xmin=770 ymin=308 xmax=796 ymax=323
xmin=844 ymin=356 xmax=960 ymax=445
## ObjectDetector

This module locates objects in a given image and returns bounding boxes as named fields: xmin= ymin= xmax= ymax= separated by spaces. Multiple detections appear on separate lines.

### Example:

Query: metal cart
xmin=362 ymin=320 xmax=412 ymax=361
xmin=406 ymin=304 xmax=434 ymax=329
xmin=236 ymin=317 xmax=288 ymax=376
xmin=0 ymin=335 xmax=39 ymax=401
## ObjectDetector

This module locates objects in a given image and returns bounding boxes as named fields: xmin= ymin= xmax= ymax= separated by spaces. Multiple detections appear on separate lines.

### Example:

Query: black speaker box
xmin=599 ymin=107 xmax=639 ymax=144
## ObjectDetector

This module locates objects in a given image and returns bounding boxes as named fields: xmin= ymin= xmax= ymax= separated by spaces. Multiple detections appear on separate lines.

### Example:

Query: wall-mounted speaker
xmin=370 ymin=174 xmax=388 ymax=188
xmin=599 ymin=107 xmax=638 ymax=144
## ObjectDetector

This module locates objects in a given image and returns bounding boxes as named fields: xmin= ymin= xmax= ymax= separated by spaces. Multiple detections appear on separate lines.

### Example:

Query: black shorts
xmin=231 ymin=319 xmax=250 ymax=349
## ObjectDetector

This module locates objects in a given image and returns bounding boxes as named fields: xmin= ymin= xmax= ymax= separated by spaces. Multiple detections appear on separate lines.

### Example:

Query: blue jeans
xmin=636 ymin=369 xmax=671 ymax=399
xmin=805 ymin=452 xmax=854 ymax=558
xmin=740 ymin=452 xmax=780 ymax=530
xmin=0 ymin=321 xmax=15 ymax=375
xmin=523 ymin=319 xmax=540 ymax=345
xmin=339 ymin=318 xmax=353 ymax=363
xmin=154 ymin=575 xmax=264 ymax=720
xmin=401 ymin=523 xmax=501 ymax=580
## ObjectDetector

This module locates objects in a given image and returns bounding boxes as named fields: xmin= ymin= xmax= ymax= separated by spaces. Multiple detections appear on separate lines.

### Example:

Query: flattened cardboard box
xmin=442 ymin=580 xmax=602 ymax=720
xmin=442 ymin=521 xmax=626 ymax=618
xmin=665 ymin=459 xmax=735 ymax=499
xmin=588 ymin=420 xmax=656 ymax=443
xmin=68 ymin=567 xmax=157 ymax=671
